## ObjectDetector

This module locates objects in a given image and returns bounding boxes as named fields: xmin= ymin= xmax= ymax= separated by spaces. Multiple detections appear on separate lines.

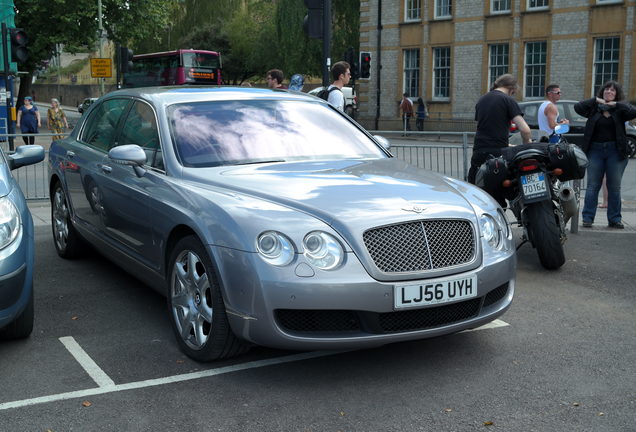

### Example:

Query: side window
xmin=119 ymin=101 xmax=163 ymax=170
xmin=80 ymin=98 xmax=130 ymax=151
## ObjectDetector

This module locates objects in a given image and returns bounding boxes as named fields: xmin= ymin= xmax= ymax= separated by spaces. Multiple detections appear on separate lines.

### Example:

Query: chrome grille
xmin=363 ymin=220 xmax=475 ymax=273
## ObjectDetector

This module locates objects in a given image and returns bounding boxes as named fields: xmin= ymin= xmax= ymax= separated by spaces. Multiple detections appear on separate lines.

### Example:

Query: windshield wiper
xmin=233 ymin=159 xmax=286 ymax=166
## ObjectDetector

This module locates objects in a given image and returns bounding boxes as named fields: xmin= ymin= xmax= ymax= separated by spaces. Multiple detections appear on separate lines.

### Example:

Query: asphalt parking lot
xmin=1 ymin=201 xmax=634 ymax=431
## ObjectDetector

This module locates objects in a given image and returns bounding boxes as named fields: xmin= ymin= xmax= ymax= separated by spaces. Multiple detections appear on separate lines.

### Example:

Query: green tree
xmin=13 ymin=0 xmax=178 ymax=101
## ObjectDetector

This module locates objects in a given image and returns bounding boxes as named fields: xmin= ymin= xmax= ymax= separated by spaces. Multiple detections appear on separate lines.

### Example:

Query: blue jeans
xmin=582 ymin=141 xmax=628 ymax=224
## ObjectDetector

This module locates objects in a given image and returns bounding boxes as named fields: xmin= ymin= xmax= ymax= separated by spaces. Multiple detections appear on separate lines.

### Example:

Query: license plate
xmin=394 ymin=275 xmax=478 ymax=309
xmin=520 ymin=172 xmax=549 ymax=200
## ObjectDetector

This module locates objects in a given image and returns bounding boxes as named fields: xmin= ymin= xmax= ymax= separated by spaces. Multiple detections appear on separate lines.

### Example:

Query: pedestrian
xmin=469 ymin=74 xmax=531 ymax=186
xmin=265 ymin=69 xmax=287 ymax=89
xmin=538 ymin=84 xmax=569 ymax=142
xmin=16 ymin=96 xmax=41 ymax=145
xmin=400 ymin=93 xmax=414 ymax=133
xmin=416 ymin=97 xmax=427 ymax=131
xmin=47 ymin=98 xmax=69 ymax=141
xmin=323 ymin=61 xmax=351 ymax=112
xmin=574 ymin=80 xmax=636 ymax=229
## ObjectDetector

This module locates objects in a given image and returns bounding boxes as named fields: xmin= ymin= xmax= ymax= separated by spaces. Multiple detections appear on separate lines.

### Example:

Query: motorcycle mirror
xmin=554 ymin=123 xmax=570 ymax=134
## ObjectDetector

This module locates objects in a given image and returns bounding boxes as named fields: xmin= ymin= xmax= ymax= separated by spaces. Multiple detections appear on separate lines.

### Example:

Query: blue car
xmin=0 ymin=144 xmax=45 ymax=339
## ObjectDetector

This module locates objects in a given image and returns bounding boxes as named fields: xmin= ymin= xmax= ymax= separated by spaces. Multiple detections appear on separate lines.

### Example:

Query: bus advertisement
xmin=123 ymin=49 xmax=222 ymax=87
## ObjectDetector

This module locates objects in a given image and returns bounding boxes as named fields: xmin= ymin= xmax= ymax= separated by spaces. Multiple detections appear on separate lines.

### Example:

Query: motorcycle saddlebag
xmin=547 ymin=143 xmax=588 ymax=181
xmin=475 ymin=156 xmax=512 ymax=203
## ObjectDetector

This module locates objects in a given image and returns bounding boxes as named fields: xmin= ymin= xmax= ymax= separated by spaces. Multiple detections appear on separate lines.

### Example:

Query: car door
xmin=95 ymin=100 xmax=164 ymax=269
xmin=64 ymin=98 xmax=131 ymax=233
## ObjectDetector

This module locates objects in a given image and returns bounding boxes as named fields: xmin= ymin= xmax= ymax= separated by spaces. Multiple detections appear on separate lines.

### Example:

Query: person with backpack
xmin=318 ymin=61 xmax=351 ymax=112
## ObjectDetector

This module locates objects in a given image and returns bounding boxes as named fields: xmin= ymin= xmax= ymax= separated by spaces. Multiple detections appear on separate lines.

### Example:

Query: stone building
xmin=356 ymin=0 xmax=636 ymax=130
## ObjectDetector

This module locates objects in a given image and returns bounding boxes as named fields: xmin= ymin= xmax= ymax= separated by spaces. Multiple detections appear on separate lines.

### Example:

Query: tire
xmin=51 ymin=182 xmax=84 ymax=259
xmin=0 ymin=290 xmax=34 ymax=340
xmin=626 ymin=136 xmax=636 ymax=158
xmin=167 ymin=236 xmax=249 ymax=361
xmin=525 ymin=200 xmax=566 ymax=270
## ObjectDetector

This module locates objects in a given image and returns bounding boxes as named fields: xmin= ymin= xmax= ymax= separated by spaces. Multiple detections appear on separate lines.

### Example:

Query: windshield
xmin=168 ymin=100 xmax=386 ymax=167
xmin=182 ymin=52 xmax=220 ymax=69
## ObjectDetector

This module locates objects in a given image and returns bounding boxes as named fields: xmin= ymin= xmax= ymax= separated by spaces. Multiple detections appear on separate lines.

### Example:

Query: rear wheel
xmin=51 ymin=182 xmax=83 ymax=258
xmin=167 ymin=236 xmax=249 ymax=361
xmin=525 ymin=200 xmax=566 ymax=270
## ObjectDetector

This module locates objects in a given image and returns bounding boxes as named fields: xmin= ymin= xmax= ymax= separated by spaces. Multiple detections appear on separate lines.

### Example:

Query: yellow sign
xmin=90 ymin=58 xmax=112 ymax=78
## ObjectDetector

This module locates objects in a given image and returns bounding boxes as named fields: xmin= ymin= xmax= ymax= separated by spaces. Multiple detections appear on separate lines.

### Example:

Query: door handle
xmin=66 ymin=151 xmax=76 ymax=158
xmin=99 ymin=164 xmax=113 ymax=174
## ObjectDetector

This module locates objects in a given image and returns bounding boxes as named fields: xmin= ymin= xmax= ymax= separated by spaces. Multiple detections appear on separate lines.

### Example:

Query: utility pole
xmin=98 ymin=0 xmax=104 ymax=96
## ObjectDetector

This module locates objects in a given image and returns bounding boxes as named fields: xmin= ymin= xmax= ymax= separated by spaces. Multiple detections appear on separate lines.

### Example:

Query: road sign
xmin=90 ymin=58 xmax=112 ymax=78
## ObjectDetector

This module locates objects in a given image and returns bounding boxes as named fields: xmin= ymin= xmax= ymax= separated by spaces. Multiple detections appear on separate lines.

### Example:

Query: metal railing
xmin=4 ymin=131 xmax=584 ymax=232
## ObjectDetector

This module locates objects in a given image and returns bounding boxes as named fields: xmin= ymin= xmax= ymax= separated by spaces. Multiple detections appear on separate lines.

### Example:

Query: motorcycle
xmin=476 ymin=124 xmax=588 ymax=270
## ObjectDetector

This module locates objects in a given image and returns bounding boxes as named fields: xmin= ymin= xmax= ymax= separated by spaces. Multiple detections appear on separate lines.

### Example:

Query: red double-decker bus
xmin=123 ymin=49 xmax=222 ymax=87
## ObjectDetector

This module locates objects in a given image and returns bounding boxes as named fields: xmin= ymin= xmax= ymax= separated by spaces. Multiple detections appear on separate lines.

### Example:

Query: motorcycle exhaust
xmin=558 ymin=185 xmax=578 ymax=224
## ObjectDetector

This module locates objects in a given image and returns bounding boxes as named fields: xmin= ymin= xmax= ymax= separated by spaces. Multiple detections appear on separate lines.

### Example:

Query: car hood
xmin=185 ymin=158 xmax=478 ymax=228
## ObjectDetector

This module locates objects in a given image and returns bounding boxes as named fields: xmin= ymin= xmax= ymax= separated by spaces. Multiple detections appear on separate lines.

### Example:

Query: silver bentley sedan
xmin=48 ymin=86 xmax=516 ymax=361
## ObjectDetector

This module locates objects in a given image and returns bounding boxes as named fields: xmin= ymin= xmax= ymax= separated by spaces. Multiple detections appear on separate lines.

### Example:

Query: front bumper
xmin=214 ymin=246 xmax=516 ymax=351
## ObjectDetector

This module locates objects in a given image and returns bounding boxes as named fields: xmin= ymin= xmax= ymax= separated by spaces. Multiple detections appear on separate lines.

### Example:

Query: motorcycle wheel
xmin=525 ymin=200 xmax=566 ymax=270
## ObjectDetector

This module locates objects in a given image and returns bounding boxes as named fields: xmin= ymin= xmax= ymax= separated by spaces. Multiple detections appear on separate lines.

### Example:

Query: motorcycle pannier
xmin=548 ymin=143 xmax=588 ymax=181
xmin=475 ymin=156 xmax=510 ymax=202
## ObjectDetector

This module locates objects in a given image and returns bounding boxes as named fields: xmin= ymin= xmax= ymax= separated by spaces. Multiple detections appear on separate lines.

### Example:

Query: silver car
xmin=48 ymin=87 xmax=516 ymax=361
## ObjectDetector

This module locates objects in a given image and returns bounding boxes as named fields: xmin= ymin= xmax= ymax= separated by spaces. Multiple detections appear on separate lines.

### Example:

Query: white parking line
xmin=462 ymin=319 xmax=509 ymax=333
xmin=59 ymin=336 xmax=116 ymax=387
xmin=0 ymin=319 xmax=509 ymax=411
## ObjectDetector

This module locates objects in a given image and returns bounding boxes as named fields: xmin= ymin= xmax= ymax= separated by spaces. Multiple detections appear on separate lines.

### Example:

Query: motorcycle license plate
xmin=520 ymin=172 xmax=549 ymax=201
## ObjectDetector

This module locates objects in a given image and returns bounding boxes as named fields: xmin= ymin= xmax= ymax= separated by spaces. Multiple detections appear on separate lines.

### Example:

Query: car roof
xmin=103 ymin=86 xmax=324 ymax=106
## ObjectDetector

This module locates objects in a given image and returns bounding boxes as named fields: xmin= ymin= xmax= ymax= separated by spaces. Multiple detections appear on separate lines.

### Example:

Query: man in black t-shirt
xmin=468 ymin=74 xmax=531 ymax=185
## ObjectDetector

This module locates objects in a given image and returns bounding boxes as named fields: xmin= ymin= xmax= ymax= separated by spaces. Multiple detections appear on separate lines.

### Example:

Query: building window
xmin=434 ymin=0 xmax=452 ymax=19
xmin=528 ymin=0 xmax=548 ymax=9
xmin=403 ymin=49 xmax=420 ymax=98
xmin=433 ymin=47 xmax=451 ymax=99
xmin=524 ymin=41 xmax=546 ymax=98
xmin=593 ymin=37 xmax=620 ymax=93
xmin=492 ymin=0 xmax=511 ymax=13
xmin=489 ymin=44 xmax=509 ymax=87
xmin=405 ymin=0 xmax=421 ymax=21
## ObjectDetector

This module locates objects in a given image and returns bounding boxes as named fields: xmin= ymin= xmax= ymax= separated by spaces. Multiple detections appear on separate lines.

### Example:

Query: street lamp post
xmin=97 ymin=0 xmax=104 ymax=96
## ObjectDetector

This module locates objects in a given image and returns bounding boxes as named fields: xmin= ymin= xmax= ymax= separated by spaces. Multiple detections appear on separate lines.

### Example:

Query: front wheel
xmin=167 ymin=236 xmax=249 ymax=361
xmin=525 ymin=200 xmax=566 ymax=270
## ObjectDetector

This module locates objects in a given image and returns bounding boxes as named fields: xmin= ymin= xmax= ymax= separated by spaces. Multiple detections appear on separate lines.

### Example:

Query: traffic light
xmin=9 ymin=28 xmax=28 ymax=64
xmin=359 ymin=52 xmax=371 ymax=79
xmin=119 ymin=46 xmax=133 ymax=74
xmin=344 ymin=47 xmax=357 ymax=79
xmin=303 ymin=0 xmax=323 ymax=39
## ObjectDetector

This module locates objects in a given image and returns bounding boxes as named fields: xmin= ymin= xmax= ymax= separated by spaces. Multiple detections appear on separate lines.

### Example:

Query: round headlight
xmin=303 ymin=231 xmax=344 ymax=270
xmin=0 ymin=197 xmax=21 ymax=250
xmin=256 ymin=231 xmax=294 ymax=266
xmin=480 ymin=214 xmax=501 ymax=249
